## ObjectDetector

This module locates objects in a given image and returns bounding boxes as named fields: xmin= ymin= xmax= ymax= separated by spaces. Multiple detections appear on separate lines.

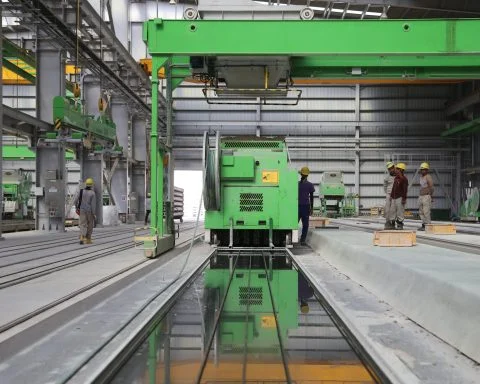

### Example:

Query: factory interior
xmin=1 ymin=1 xmax=480 ymax=383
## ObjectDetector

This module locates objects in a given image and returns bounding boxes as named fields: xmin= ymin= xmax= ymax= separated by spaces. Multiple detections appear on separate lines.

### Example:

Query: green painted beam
xmin=291 ymin=65 xmax=480 ymax=79
xmin=441 ymin=118 xmax=480 ymax=137
xmin=2 ymin=37 xmax=36 ymax=68
xmin=144 ymin=19 xmax=480 ymax=61
xmin=2 ymin=58 xmax=36 ymax=83
xmin=52 ymin=96 xmax=117 ymax=142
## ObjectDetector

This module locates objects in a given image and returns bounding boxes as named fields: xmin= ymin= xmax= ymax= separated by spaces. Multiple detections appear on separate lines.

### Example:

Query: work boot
xmin=396 ymin=220 xmax=404 ymax=230
xmin=384 ymin=221 xmax=394 ymax=230
xmin=300 ymin=300 xmax=310 ymax=314
xmin=85 ymin=238 xmax=92 ymax=244
xmin=418 ymin=224 xmax=425 ymax=231
xmin=79 ymin=235 xmax=85 ymax=245
xmin=300 ymin=239 xmax=307 ymax=246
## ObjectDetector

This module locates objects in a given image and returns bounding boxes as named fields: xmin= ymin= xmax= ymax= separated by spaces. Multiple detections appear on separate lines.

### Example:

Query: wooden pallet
xmin=425 ymin=224 xmax=456 ymax=235
xmin=309 ymin=217 xmax=330 ymax=228
xmin=373 ymin=230 xmax=416 ymax=247
xmin=370 ymin=207 xmax=384 ymax=216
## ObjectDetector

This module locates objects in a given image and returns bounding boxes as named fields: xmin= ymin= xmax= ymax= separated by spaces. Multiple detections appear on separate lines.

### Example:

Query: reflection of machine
xmin=2 ymin=169 xmax=33 ymax=219
xmin=204 ymin=251 xmax=298 ymax=354
xmin=460 ymin=187 xmax=480 ymax=222
xmin=204 ymin=133 xmax=298 ymax=247
xmin=319 ymin=171 xmax=350 ymax=217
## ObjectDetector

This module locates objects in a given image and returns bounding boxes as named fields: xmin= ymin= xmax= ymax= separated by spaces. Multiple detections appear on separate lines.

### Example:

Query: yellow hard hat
xmin=420 ymin=162 xmax=430 ymax=170
xmin=299 ymin=166 xmax=310 ymax=176
xmin=386 ymin=161 xmax=395 ymax=169
xmin=396 ymin=163 xmax=406 ymax=171
xmin=85 ymin=177 xmax=94 ymax=186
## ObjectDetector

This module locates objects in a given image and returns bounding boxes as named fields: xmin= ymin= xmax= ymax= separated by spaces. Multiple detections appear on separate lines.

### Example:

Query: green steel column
xmin=165 ymin=60 xmax=173 ymax=236
xmin=0 ymin=7 xmax=3 ymax=240
xmin=148 ymin=328 xmax=158 ymax=384
xmin=150 ymin=58 xmax=162 ymax=237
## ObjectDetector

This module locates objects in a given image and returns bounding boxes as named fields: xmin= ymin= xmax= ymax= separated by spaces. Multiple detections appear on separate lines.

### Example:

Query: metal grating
xmin=239 ymin=286 xmax=263 ymax=305
xmin=224 ymin=141 xmax=281 ymax=148
xmin=240 ymin=193 xmax=263 ymax=212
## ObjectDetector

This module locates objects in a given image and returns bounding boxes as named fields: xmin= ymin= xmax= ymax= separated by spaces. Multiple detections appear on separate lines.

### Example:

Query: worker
xmin=383 ymin=161 xmax=396 ymax=229
xmin=298 ymin=274 xmax=314 ymax=314
xmin=418 ymin=162 xmax=434 ymax=231
xmin=144 ymin=192 xmax=151 ymax=226
xmin=75 ymin=178 xmax=96 ymax=245
xmin=298 ymin=166 xmax=315 ymax=246
xmin=390 ymin=163 xmax=408 ymax=230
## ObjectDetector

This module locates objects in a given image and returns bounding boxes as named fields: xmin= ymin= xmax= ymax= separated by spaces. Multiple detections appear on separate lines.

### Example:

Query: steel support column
xmin=35 ymin=37 xmax=66 ymax=232
xmin=133 ymin=117 xmax=147 ymax=220
xmin=81 ymin=76 xmax=105 ymax=224
xmin=150 ymin=57 xmax=164 ymax=239
xmin=0 ymin=7 xmax=3 ymax=240
xmin=111 ymin=102 xmax=129 ymax=214
xmin=455 ymin=144 xmax=462 ymax=215
xmin=354 ymin=85 xmax=360 ymax=215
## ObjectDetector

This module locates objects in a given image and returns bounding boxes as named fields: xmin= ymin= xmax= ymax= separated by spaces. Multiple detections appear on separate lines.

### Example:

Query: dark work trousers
xmin=298 ymin=204 xmax=310 ymax=242
xmin=144 ymin=210 xmax=151 ymax=225
xmin=298 ymin=273 xmax=314 ymax=302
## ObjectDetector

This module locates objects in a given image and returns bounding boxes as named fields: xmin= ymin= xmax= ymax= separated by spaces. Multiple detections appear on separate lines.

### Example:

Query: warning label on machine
xmin=262 ymin=171 xmax=279 ymax=183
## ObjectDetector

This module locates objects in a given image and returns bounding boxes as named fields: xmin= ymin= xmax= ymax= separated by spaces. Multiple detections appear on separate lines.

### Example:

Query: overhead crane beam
xmin=8 ymin=0 xmax=162 ymax=118
xmin=144 ymin=19 xmax=480 ymax=80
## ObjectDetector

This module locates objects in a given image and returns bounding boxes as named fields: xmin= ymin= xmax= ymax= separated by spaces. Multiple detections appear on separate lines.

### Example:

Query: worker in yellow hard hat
xmin=390 ymin=163 xmax=408 ymax=230
xmin=383 ymin=161 xmax=396 ymax=229
xmin=418 ymin=162 xmax=434 ymax=231
xmin=298 ymin=166 xmax=315 ymax=246
xmin=75 ymin=177 xmax=96 ymax=244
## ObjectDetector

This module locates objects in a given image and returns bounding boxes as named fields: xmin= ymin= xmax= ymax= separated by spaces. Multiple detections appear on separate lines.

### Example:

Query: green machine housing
xmin=203 ymin=134 xmax=298 ymax=247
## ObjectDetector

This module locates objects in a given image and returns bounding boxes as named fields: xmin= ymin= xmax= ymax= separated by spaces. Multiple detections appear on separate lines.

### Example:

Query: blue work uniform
xmin=298 ymin=179 xmax=315 ymax=242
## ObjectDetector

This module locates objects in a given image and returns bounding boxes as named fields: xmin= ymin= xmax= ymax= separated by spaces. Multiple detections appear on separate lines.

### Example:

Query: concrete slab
xmin=308 ymin=229 xmax=480 ymax=363
xmin=291 ymin=250 xmax=480 ymax=384
xmin=0 ymin=224 xmax=202 ymax=333
xmin=0 ymin=242 xmax=213 ymax=383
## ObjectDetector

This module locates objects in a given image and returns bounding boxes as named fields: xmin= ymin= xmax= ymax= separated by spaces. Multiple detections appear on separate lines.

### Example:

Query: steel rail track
xmin=0 ymin=227 xmax=139 ymax=257
xmin=0 ymin=226 xmax=201 ymax=289
xmin=333 ymin=220 xmax=480 ymax=255
xmin=0 ymin=224 xmax=198 ymax=268
xmin=0 ymin=223 xmax=199 ymax=255
xmin=0 ymin=232 xmax=205 ymax=335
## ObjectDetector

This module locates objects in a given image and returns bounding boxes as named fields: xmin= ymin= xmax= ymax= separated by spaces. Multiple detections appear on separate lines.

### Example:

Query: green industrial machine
xmin=142 ymin=17 xmax=480 ymax=257
xmin=319 ymin=171 xmax=346 ymax=217
xmin=203 ymin=134 xmax=298 ymax=247
xmin=460 ymin=187 xmax=480 ymax=222
xmin=318 ymin=172 xmax=357 ymax=217
xmin=2 ymin=169 xmax=33 ymax=219
xmin=52 ymin=96 xmax=118 ymax=144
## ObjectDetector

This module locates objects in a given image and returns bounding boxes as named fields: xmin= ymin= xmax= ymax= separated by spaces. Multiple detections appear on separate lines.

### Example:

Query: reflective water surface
xmin=111 ymin=254 xmax=376 ymax=384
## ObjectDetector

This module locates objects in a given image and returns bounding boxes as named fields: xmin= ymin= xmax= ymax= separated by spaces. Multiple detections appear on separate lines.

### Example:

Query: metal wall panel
xmin=171 ymin=83 xmax=461 ymax=212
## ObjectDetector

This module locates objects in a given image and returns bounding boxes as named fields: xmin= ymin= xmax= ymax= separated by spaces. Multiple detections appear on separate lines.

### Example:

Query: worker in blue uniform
xmin=298 ymin=273 xmax=314 ymax=313
xmin=298 ymin=166 xmax=315 ymax=246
